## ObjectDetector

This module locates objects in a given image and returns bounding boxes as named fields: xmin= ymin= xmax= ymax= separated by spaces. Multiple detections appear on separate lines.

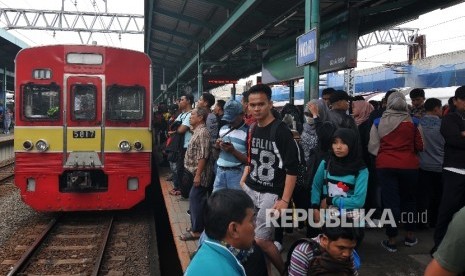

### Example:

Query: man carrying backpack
xmin=287 ymin=223 xmax=362 ymax=276
xmin=240 ymin=84 xmax=300 ymax=274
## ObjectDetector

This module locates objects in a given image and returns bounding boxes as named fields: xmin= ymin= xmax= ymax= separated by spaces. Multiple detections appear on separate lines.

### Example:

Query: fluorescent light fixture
xmin=219 ymin=54 xmax=229 ymax=62
xmin=274 ymin=11 xmax=298 ymax=28
xmin=250 ymin=30 xmax=266 ymax=43
xmin=231 ymin=46 xmax=243 ymax=55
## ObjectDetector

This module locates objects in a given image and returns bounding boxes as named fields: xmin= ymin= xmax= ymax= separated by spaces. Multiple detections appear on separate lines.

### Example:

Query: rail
xmin=6 ymin=215 xmax=114 ymax=276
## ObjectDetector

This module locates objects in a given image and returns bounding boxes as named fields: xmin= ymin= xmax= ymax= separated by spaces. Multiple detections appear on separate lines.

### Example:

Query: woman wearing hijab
xmin=311 ymin=128 xmax=368 ymax=224
xmin=352 ymin=100 xmax=378 ymax=215
xmin=352 ymin=100 xmax=374 ymax=164
xmin=368 ymin=91 xmax=424 ymax=253
xmin=307 ymin=98 xmax=335 ymax=156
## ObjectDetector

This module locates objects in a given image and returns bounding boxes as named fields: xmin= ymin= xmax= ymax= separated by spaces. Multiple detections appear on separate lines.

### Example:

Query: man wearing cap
xmin=308 ymin=90 xmax=358 ymax=133
xmin=213 ymin=100 xmax=249 ymax=192
xmin=432 ymin=85 xmax=465 ymax=254
xmin=328 ymin=90 xmax=358 ymax=132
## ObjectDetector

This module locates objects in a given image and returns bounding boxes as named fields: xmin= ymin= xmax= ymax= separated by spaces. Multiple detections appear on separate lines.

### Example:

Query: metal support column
xmin=304 ymin=0 xmax=320 ymax=102
xmin=197 ymin=44 xmax=203 ymax=99
xmin=289 ymin=80 xmax=295 ymax=105
xmin=176 ymin=71 xmax=180 ymax=100
xmin=3 ymin=67 xmax=6 ymax=114
xmin=344 ymin=68 xmax=355 ymax=96
xmin=231 ymin=83 xmax=236 ymax=100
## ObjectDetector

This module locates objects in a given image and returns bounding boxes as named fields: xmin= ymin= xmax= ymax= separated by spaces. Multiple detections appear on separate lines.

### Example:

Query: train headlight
xmin=119 ymin=140 xmax=131 ymax=152
xmin=134 ymin=141 xmax=143 ymax=151
xmin=23 ymin=140 xmax=34 ymax=151
xmin=127 ymin=177 xmax=139 ymax=191
xmin=36 ymin=139 xmax=49 ymax=152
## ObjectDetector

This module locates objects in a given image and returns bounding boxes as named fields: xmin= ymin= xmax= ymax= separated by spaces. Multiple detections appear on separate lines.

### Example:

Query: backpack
xmin=247 ymin=120 xmax=307 ymax=189
xmin=281 ymin=103 xmax=303 ymax=134
xmin=153 ymin=112 xmax=165 ymax=128
xmin=284 ymin=238 xmax=322 ymax=275
xmin=165 ymin=112 xmax=191 ymax=162
xmin=316 ymin=120 xmax=339 ymax=153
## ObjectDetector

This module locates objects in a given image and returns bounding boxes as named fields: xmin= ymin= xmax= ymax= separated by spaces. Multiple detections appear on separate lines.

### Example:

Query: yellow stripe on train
xmin=14 ymin=127 xmax=64 ymax=152
xmin=104 ymin=127 xmax=152 ymax=152
xmin=14 ymin=127 xmax=152 ymax=152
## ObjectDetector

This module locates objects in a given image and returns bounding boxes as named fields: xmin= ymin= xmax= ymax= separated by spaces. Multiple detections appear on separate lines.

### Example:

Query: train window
xmin=72 ymin=85 xmax=97 ymax=121
xmin=22 ymin=83 xmax=60 ymax=120
xmin=106 ymin=85 xmax=145 ymax=121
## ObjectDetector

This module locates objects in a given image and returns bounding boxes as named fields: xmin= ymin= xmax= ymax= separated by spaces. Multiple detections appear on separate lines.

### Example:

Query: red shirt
xmin=376 ymin=121 xmax=424 ymax=169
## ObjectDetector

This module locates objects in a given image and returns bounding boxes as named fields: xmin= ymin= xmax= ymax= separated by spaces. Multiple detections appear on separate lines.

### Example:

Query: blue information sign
xmin=296 ymin=28 xmax=317 ymax=67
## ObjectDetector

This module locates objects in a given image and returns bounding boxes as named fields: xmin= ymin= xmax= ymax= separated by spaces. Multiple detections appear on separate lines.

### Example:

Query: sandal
xmin=169 ymin=188 xmax=181 ymax=196
xmin=179 ymin=231 xmax=200 ymax=241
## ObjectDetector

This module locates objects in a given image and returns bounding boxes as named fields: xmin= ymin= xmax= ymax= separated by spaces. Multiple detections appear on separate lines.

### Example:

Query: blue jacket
xmin=311 ymin=160 xmax=368 ymax=210
xmin=185 ymin=239 xmax=246 ymax=276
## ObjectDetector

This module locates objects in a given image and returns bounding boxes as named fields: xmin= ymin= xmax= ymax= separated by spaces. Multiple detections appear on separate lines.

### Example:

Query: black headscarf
xmin=328 ymin=128 xmax=366 ymax=176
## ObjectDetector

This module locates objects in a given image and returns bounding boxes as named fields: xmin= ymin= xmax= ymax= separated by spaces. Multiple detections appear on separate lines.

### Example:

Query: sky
xmin=0 ymin=0 xmax=144 ymax=51
xmin=356 ymin=2 xmax=465 ymax=70
xmin=1 ymin=0 xmax=464 ymax=72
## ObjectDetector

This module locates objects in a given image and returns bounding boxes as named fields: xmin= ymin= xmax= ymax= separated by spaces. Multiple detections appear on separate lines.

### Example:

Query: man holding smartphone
xmin=212 ymin=100 xmax=249 ymax=192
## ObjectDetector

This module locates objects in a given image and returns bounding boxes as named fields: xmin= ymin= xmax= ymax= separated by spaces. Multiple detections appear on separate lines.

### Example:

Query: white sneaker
xmin=274 ymin=241 xmax=283 ymax=252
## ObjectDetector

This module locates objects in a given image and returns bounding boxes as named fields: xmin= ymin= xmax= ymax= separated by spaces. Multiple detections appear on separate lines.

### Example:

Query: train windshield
xmin=71 ymin=84 xmax=96 ymax=121
xmin=22 ymin=83 xmax=60 ymax=120
xmin=106 ymin=85 xmax=145 ymax=121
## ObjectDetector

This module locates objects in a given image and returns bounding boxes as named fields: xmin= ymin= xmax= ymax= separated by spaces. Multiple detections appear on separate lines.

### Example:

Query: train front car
xmin=14 ymin=45 xmax=153 ymax=211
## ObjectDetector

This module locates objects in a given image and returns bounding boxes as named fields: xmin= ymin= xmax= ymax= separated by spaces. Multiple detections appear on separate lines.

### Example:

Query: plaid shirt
xmin=184 ymin=124 xmax=211 ymax=186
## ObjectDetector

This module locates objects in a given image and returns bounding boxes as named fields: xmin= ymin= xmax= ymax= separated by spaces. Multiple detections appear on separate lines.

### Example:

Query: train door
xmin=64 ymin=76 xmax=103 ymax=169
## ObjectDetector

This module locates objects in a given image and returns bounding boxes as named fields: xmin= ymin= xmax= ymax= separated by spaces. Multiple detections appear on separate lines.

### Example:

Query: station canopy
xmin=144 ymin=0 xmax=463 ymax=97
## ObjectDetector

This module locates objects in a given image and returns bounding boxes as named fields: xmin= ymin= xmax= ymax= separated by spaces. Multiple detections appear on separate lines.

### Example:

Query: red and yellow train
xmin=14 ymin=45 xmax=153 ymax=211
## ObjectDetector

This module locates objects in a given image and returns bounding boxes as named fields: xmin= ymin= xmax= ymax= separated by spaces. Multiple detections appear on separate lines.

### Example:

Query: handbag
xmin=180 ymin=169 xmax=194 ymax=198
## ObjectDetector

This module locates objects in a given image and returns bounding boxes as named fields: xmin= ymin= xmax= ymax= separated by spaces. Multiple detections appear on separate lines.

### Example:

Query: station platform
xmin=158 ymin=167 xmax=434 ymax=275
xmin=0 ymin=132 xmax=14 ymax=143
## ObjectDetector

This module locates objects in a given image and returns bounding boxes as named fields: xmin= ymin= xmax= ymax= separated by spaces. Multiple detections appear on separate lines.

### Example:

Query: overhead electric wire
xmin=89 ymin=0 xmax=114 ymax=46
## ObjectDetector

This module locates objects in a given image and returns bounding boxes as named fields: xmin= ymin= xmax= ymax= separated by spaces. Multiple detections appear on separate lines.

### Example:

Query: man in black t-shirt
xmin=240 ymin=84 xmax=299 ymax=274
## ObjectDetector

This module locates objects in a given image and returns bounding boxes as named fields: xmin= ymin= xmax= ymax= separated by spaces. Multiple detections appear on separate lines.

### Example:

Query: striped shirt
xmin=216 ymin=123 xmax=248 ymax=167
xmin=288 ymin=236 xmax=321 ymax=276
xmin=288 ymin=235 xmax=358 ymax=276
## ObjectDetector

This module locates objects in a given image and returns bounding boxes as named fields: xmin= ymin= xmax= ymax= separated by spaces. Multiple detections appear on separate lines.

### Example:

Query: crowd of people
xmin=0 ymin=106 xmax=13 ymax=134
xmin=153 ymin=84 xmax=465 ymax=276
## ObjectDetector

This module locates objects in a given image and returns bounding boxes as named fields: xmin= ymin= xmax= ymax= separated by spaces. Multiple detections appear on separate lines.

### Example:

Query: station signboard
xmin=296 ymin=28 xmax=317 ymax=67
xmin=262 ymin=9 xmax=359 ymax=84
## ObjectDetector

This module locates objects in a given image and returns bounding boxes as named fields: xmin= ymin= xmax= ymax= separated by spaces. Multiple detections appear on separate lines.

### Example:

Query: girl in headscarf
xmin=368 ymin=91 xmax=424 ymax=253
xmin=311 ymin=128 xmax=368 ymax=224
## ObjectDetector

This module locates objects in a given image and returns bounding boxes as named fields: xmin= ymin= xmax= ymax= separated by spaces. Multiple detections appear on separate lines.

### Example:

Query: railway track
xmin=0 ymin=158 xmax=14 ymax=184
xmin=5 ymin=214 xmax=114 ymax=276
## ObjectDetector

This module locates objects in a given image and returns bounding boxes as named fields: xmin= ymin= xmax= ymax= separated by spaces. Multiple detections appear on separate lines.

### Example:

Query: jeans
xmin=174 ymin=148 xmax=186 ymax=190
xmin=212 ymin=166 xmax=244 ymax=192
xmin=189 ymin=185 xmax=208 ymax=233
xmin=377 ymin=168 xmax=418 ymax=238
